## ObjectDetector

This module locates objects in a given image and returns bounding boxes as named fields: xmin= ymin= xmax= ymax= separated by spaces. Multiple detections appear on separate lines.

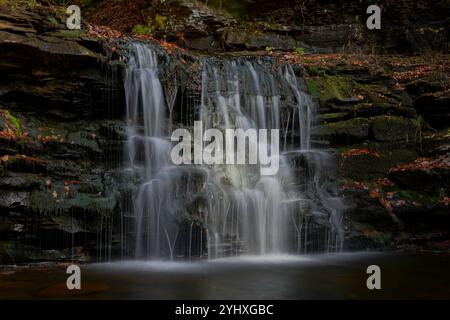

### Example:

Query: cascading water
xmin=123 ymin=43 xmax=344 ymax=260
xmin=199 ymin=59 xmax=343 ymax=256
xmin=124 ymin=43 xmax=178 ymax=259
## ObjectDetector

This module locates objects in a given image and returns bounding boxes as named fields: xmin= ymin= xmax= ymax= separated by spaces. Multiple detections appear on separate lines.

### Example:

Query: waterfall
xmin=123 ymin=43 xmax=343 ymax=260
xmin=124 ymin=43 xmax=179 ymax=259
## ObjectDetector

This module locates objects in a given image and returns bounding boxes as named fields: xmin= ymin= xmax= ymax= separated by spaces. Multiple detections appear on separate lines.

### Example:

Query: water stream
xmin=123 ymin=43 xmax=344 ymax=260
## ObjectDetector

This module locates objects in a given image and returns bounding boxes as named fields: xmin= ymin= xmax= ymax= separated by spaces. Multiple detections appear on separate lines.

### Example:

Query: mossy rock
xmin=338 ymin=142 xmax=419 ymax=181
xmin=305 ymin=75 xmax=355 ymax=105
xmin=344 ymin=219 xmax=396 ymax=250
xmin=313 ymin=118 xmax=369 ymax=145
xmin=29 ymin=190 xmax=117 ymax=215
xmin=371 ymin=116 xmax=417 ymax=142
xmin=66 ymin=131 xmax=101 ymax=153
xmin=319 ymin=112 xmax=350 ymax=123
xmin=78 ymin=175 xmax=104 ymax=194
xmin=389 ymin=166 xmax=450 ymax=192
xmin=0 ymin=172 xmax=38 ymax=189
xmin=0 ymin=241 xmax=88 ymax=263
xmin=69 ymin=192 xmax=117 ymax=214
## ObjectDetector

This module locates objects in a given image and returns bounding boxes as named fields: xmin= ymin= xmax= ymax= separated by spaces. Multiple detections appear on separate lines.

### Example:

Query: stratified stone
xmin=314 ymin=118 xmax=370 ymax=145
xmin=371 ymin=116 xmax=417 ymax=142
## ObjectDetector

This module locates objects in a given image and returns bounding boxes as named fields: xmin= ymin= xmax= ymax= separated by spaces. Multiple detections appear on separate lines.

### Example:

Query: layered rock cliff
xmin=0 ymin=1 xmax=125 ymax=262
xmin=0 ymin=0 xmax=449 ymax=263
xmin=85 ymin=0 xmax=449 ymax=53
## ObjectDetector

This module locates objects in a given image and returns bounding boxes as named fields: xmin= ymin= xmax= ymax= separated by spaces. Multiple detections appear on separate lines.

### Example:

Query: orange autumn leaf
xmin=375 ymin=178 xmax=395 ymax=187
xmin=368 ymin=190 xmax=381 ymax=199
xmin=441 ymin=197 xmax=450 ymax=206
xmin=341 ymin=148 xmax=380 ymax=159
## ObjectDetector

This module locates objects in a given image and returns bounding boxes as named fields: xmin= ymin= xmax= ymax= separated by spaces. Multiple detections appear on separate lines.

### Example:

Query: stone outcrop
xmin=0 ymin=0 xmax=449 ymax=263
xmin=297 ymin=53 xmax=450 ymax=251
xmin=0 ymin=0 xmax=125 ymax=263
xmin=85 ymin=0 xmax=449 ymax=53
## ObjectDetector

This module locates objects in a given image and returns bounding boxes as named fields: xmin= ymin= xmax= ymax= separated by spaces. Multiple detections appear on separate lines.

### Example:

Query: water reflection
xmin=1 ymin=253 xmax=449 ymax=299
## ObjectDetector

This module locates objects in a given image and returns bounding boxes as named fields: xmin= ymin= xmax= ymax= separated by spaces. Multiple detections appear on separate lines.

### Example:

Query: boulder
xmin=223 ymin=29 xmax=299 ymax=51
xmin=0 ymin=242 xmax=88 ymax=263
xmin=414 ymin=92 xmax=450 ymax=129
xmin=370 ymin=116 xmax=417 ymax=142
xmin=389 ymin=165 xmax=450 ymax=192
xmin=313 ymin=118 xmax=370 ymax=145
xmin=0 ymin=1 xmax=124 ymax=119
xmin=0 ymin=172 xmax=38 ymax=189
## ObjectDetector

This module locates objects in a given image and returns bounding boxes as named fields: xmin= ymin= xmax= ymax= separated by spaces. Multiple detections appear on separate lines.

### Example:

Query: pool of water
xmin=1 ymin=253 xmax=449 ymax=299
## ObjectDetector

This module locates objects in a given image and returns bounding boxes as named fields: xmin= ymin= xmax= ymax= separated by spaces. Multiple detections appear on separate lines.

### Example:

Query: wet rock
xmin=319 ymin=112 xmax=350 ymax=123
xmin=0 ymin=190 xmax=29 ymax=209
xmin=99 ymin=121 xmax=127 ymax=141
xmin=78 ymin=175 xmax=104 ymax=194
xmin=46 ymin=160 xmax=81 ymax=178
xmin=353 ymin=103 xmax=416 ymax=118
xmin=370 ymin=116 xmax=417 ymax=142
xmin=185 ymin=36 xmax=220 ymax=51
xmin=0 ymin=172 xmax=38 ymax=189
xmin=406 ymin=80 xmax=446 ymax=96
xmin=338 ymin=144 xmax=418 ymax=181
xmin=223 ymin=29 xmax=298 ymax=51
xmin=0 ymin=242 xmax=88 ymax=263
xmin=108 ymin=0 xmax=237 ymax=51
xmin=344 ymin=219 xmax=394 ymax=251
xmin=28 ymin=189 xmax=118 ymax=216
xmin=414 ymin=92 xmax=450 ymax=129
xmin=0 ymin=1 xmax=124 ymax=120
xmin=343 ymin=188 xmax=392 ymax=224
xmin=246 ymin=0 xmax=449 ymax=54
xmin=314 ymin=118 xmax=370 ymax=145
xmin=389 ymin=166 xmax=450 ymax=192
xmin=392 ymin=199 xmax=449 ymax=222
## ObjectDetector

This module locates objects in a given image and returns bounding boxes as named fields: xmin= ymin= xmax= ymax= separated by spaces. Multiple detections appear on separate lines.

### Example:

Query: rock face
xmin=0 ymin=0 xmax=449 ymax=263
xmin=299 ymin=53 xmax=450 ymax=252
xmin=0 ymin=1 xmax=125 ymax=263
xmin=414 ymin=93 xmax=450 ymax=129
xmin=0 ymin=2 xmax=124 ymax=119
xmin=244 ymin=0 xmax=450 ymax=53
xmin=85 ymin=0 xmax=449 ymax=53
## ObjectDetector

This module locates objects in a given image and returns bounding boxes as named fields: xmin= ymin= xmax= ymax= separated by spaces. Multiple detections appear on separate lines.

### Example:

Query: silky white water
xmin=124 ymin=43 xmax=344 ymax=260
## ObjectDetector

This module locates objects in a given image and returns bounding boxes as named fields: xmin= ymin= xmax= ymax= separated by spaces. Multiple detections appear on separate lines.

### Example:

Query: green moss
xmin=29 ymin=190 xmax=116 ymax=215
xmin=305 ymin=79 xmax=320 ymax=97
xmin=4 ymin=110 xmax=21 ymax=135
xmin=48 ymin=16 xmax=59 ymax=26
xmin=369 ymin=232 xmax=392 ymax=244
xmin=132 ymin=24 xmax=152 ymax=36
xmin=132 ymin=14 xmax=170 ymax=37
xmin=305 ymin=75 xmax=355 ymax=104
xmin=396 ymin=190 xmax=441 ymax=203
xmin=371 ymin=116 xmax=417 ymax=142
xmin=306 ymin=66 xmax=328 ymax=77
xmin=29 ymin=190 xmax=57 ymax=213
xmin=293 ymin=47 xmax=305 ymax=54
xmin=265 ymin=46 xmax=274 ymax=54
xmin=315 ymin=118 xmax=370 ymax=139
xmin=78 ymin=180 xmax=103 ymax=194
xmin=203 ymin=0 xmax=248 ymax=17
xmin=66 ymin=131 xmax=100 ymax=152
xmin=25 ymin=0 xmax=36 ymax=9
xmin=72 ymin=193 xmax=116 ymax=213
xmin=320 ymin=112 xmax=348 ymax=122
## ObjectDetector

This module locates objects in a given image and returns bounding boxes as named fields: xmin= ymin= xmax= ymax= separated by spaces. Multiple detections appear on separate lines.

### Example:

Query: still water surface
xmin=1 ymin=253 xmax=449 ymax=299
